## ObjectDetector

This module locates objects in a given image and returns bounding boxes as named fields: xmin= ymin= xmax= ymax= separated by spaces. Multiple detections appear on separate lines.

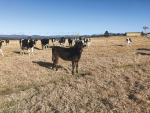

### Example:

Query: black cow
xmin=5 ymin=40 xmax=9 ymax=46
xmin=41 ymin=38 xmax=49 ymax=50
xmin=68 ymin=38 xmax=73 ymax=46
xmin=50 ymin=41 xmax=84 ymax=75
xmin=57 ymin=37 xmax=66 ymax=47
xmin=0 ymin=40 xmax=4 ymax=56
xmin=51 ymin=38 xmax=55 ymax=46
xmin=20 ymin=39 xmax=36 ymax=56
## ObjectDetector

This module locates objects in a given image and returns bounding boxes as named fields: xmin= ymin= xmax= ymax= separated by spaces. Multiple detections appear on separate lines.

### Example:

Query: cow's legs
xmin=52 ymin=55 xmax=59 ymax=72
xmin=42 ymin=44 xmax=44 ymax=50
xmin=23 ymin=49 xmax=24 ymax=54
xmin=20 ymin=47 xmax=22 ymax=54
xmin=129 ymin=43 xmax=131 ymax=47
xmin=20 ymin=49 xmax=22 ymax=54
xmin=0 ymin=49 xmax=4 ymax=56
xmin=54 ymin=56 xmax=59 ymax=71
xmin=20 ymin=47 xmax=24 ymax=55
xmin=31 ymin=47 xmax=34 ymax=55
xmin=75 ymin=61 xmax=78 ymax=73
xmin=72 ymin=61 xmax=75 ymax=75
xmin=46 ymin=45 xmax=48 ymax=50
xmin=28 ymin=48 xmax=30 ymax=56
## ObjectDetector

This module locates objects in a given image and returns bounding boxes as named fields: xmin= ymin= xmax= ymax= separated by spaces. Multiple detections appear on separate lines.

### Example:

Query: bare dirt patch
xmin=0 ymin=36 xmax=150 ymax=113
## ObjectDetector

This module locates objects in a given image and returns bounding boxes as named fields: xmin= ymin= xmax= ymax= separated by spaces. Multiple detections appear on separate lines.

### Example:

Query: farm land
xmin=0 ymin=36 xmax=150 ymax=112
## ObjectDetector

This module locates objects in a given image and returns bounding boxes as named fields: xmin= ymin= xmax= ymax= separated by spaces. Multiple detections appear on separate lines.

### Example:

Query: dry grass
xmin=0 ymin=36 xmax=150 ymax=113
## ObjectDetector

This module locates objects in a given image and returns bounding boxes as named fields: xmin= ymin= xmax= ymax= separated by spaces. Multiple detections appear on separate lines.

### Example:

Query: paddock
xmin=0 ymin=36 xmax=150 ymax=113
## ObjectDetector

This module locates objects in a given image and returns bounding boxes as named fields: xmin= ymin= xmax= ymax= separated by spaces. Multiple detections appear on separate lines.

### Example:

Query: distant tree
xmin=104 ymin=31 xmax=109 ymax=37
xmin=117 ymin=33 xmax=120 ymax=36
xmin=28 ymin=36 xmax=32 ymax=39
xmin=141 ymin=31 xmax=144 ymax=36
xmin=143 ymin=26 xmax=149 ymax=35
xmin=112 ymin=33 xmax=116 ymax=36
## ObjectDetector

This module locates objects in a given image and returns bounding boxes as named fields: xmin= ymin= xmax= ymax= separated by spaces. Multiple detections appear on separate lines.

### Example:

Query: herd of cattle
xmin=0 ymin=37 xmax=91 ymax=75
xmin=0 ymin=37 xmax=132 ymax=75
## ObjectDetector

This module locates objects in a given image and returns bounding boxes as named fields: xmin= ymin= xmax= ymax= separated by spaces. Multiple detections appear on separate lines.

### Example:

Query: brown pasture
xmin=0 ymin=36 xmax=150 ymax=112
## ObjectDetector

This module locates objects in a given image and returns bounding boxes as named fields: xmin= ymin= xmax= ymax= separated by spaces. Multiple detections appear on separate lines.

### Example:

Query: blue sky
xmin=0 ymin=0 xmax=150 ymax=36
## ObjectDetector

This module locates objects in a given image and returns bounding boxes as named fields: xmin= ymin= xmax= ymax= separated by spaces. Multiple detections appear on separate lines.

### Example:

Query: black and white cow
xmin=57 ymin=37 xmax=66 ymax=47
xmin=84 ymin=38 xmax=88 ymax=44
xmin=0 ymin=40 xmax=4 ymax=56
xmin=5 ymin=40 xmax=9 ymax=46
xmin=126 ymin=38 xmax=132 ymax=47
xmin=34 ymin=39 xmax=38 ymax=46
xmin=74 ymin=37 xmax=86 ymax=47
xmin=74 ymin=37 xmax=79 ymax=45
xmin=20 ymin=39 xmax=36 ymax=56
xmin=51 ymin=38 xmax=55 ymax=46
xmin=86 ymin=38 xmax=91 ymax=48
xmin=41 ymin=38 xmax=49 ymax=50
xmin=68 ymin=38 xmax=73 ymax=46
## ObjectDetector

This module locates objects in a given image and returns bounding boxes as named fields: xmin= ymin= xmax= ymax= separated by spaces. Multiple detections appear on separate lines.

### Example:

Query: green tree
xmin=104 ymin=31 xmax=109 ymax=37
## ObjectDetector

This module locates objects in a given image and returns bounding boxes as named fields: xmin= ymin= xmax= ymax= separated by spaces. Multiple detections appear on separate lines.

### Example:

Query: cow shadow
xmin=32 ymin=61 xmax=69 ymax=73
xmin=136 ymin=52 xmax=150 ymax=56
xmin=32 ymin=61 xmax=56 ymax=69
xmin=116 ymin=45 xmax=124 ymax=47
xmin=14 ymin=51 xmax=28 ymax=54
xmin=110 ymin=45 xmax=124 ymax=47
xmin=34 ymin=47 xmax=42 ymax=50
xmin=80 ymin=72 xmax=92 ymax=76
xmin=137 ymin=48 xmax=150 ymax=51
xmin=136 ymin=48 xmax=150 ymax=56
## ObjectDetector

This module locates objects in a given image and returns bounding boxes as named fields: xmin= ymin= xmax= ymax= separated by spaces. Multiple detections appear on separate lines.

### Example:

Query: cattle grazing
xmin=20 ymin=39 xmax=36 ymax=56
xmin=57 ymin=37 xmax=66 ymax=47
xmin=126 ymin=38 xmax=132 ymax=47
xmin=41 ymin=38 xmax=49 ymax=50
xmin=5 ymin=40 xmax=9 ymax=46
xmin=68 ymin=38 xmax=73 ymax=46
xmin=51 ymin=38 xmax=55 ymax=46
xmin=50 ymin=41 xmax=84 ymax=75
xmin=0 ymin=40 xmax=4 ymax=56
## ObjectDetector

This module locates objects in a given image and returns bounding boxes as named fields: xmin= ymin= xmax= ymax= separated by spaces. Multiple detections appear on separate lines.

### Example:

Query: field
xmin=0 ymin=36 xmax=150 ymax=113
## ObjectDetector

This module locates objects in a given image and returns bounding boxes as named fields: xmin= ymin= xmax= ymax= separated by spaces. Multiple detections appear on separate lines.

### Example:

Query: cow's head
xmin=28 ymin=39 xmax=36 ymax=47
